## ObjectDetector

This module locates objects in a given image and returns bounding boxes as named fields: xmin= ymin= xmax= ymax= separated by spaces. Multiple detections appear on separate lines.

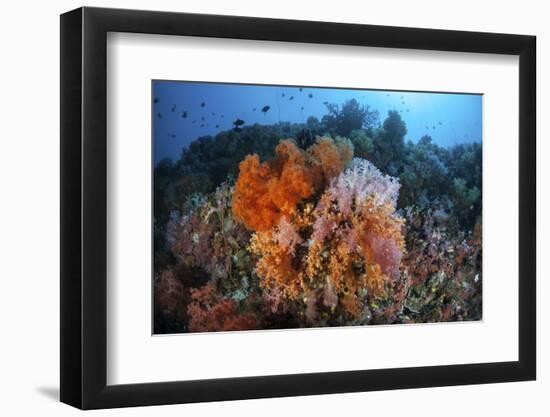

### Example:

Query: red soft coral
xmin=187 ymin=283 xmax=258 ymax=332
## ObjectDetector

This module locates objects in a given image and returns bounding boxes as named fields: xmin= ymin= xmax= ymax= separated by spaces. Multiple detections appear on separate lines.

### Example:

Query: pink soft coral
xmin=329 ymin=158 xmax=400 ymax=214
xmin=275 ymin=216 xmax=302 ymax=254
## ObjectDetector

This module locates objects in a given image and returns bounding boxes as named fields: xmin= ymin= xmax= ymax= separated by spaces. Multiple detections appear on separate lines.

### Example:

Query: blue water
xmin=153 ymin=81 xmax=482 ymax=164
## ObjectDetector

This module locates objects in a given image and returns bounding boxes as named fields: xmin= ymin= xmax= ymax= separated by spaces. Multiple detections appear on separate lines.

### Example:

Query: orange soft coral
xmin=231 ymin=154 xmax=279 ymax=231
xmin=251 ymin=196 xmax=399 ymax=319
xmin=308 ymin=136 xmax=353 ymax=181
xmin=232 ymin=140 xmax=315 ymax=231
xmin=232 ymin=137 xmax=353 ymax=232
xmin=249 ymin=230 xmax=304 ymax=298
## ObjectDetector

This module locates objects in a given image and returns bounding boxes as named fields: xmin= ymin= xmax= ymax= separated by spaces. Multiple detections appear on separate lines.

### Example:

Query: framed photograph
xmin=60 ymin=6 xmax=536 ymax=409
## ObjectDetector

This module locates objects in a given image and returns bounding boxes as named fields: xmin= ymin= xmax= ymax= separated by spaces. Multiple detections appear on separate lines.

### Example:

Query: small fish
xmin=181 ymin=111 xmax=188 ymax=118
xmin=261 ymin=105 xmax=270 ymax=114
xmin=171 ymin=104 xmax=176 ymax=112
xmin=171 ymin=134 xmax=176 ymax=138
xmin=300 ymin=106 xmax=304 ymax=111
xmin=438 ymin=121 xmax=442 ymax=125
xmin=157 ymin=112 xmax=162 ymax=118
xmin=154 ymin=97 xmax=159 ymax=103
xmin=233 ymin=118 xmax=245 ymax=127
xmin=323 ymin=101 xmax=328 ymax=105
xmin=299 ymin=87 xmax=303 ymax=92
xmin=211 ymin=112 xmax=216 ymax=116
xmin=289 ymin=96 xmax=294 ymax=100
xmin=216 ymin=125 xmax=219 ymax=128
xmin=200 ymin=124 xmax=204 ymax=128
xmin=282 ymin=93 xmax=285 ymax=97
xmin=308 ymin=93 xmax=313 ymax=98
xmin=386 ymin=93 xmax=390 ymax=97
xmin=400 ymin=95 xmax=403 ymax=99
xmin=201 ymin=116 xmax=205 ymax=121
xmin=432 ymin=125 xmax=436 ymax=129
xmin=401 ymin=101 xmax=405 ymax=105
xmin=221 ymin=115 xmax=224 ymax=118
xmin=201 ymin=101 xmax=205 ymax=107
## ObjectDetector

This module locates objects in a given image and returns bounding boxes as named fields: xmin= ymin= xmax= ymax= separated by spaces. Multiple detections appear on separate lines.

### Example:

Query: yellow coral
xmin=364 ymin=264 xmax=387 ymax=298
xmin=250 ymin=231 xmax=304 ymax=298
xmin=341 ymin=293 xmax=363 ymax=318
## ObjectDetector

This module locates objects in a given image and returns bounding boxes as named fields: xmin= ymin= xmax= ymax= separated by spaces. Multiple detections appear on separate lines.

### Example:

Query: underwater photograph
xmin=152 ymin=80 xmax=482 ymax=334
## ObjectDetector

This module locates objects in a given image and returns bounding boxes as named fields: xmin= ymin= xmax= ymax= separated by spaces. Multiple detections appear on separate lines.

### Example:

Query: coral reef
xmin=244 ymin=139 xmax=405 ymax=324
xmin=171 ymin=183 xmax=251 ymax=283
xmin=153 ymin=106 xmax=482 ymax=334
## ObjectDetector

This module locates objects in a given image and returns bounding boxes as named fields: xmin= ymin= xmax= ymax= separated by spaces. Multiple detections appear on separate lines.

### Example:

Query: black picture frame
xmin=60 ymin=6 xmax=536 ymax=410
